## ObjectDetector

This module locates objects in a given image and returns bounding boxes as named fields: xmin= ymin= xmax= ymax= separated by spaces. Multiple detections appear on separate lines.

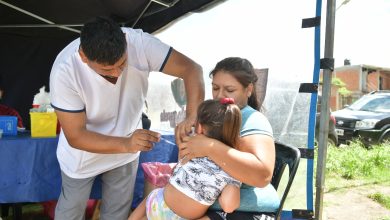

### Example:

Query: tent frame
xmin=0 ymin=0 xmax=81 ymax=33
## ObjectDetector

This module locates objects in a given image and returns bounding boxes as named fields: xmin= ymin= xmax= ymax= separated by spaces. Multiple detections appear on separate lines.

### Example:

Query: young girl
xmin=129 ymin=98 xmax=242 ymax=220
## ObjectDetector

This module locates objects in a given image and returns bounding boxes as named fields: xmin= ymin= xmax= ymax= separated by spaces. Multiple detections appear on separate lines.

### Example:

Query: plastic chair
xmin=271 ymin=141 xmax=301 ymax=220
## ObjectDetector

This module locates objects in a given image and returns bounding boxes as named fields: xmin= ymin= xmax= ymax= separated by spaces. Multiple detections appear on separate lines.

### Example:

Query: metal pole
xmin=315 ymin=0 xmax=336 ymax=219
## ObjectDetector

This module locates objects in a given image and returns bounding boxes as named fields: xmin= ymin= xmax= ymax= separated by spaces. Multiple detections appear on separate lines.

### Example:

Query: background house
xmin=321 ymin=61 xmax=390 ymax=111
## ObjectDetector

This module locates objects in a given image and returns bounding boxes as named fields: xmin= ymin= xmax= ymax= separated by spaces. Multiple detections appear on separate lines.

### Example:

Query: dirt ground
xmin=323 ymin=184 xmax=390 ymax=220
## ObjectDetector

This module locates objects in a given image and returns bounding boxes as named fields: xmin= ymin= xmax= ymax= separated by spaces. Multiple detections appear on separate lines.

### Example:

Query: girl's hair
xmin=80 ymin=16 xmax=126 ymax=65
xmin=210 ymin=57 xmax=260 ymax=111
xmin=196 ymin=99 xmax=241 ymax=148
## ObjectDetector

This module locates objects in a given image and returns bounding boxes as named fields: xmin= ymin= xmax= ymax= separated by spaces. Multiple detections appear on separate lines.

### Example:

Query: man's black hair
xmin=80 ymin=16 xmax=126 ymax=65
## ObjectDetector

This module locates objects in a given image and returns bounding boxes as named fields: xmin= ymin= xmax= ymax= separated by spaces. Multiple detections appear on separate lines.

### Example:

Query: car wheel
xmin=328 ymin=135 xmax=337 ymax=147
xmin=381 ymin=132 xmax=390 ymax=144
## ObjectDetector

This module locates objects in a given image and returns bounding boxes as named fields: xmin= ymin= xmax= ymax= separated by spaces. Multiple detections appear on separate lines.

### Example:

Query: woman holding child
xmin=176 ymin=57 xmax=277 ymax=220
xmin=130 ymin=57 xmax=277 ymax=220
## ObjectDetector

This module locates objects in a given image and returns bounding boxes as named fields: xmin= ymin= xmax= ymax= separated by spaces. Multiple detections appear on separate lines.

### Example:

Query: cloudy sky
xmin=148 ymin=0 xmax=390 ymax=134
xmin=332 ymin=0 xmax=390 ymax=67
xmin=155 ymin=0 xmax=390 ymax=71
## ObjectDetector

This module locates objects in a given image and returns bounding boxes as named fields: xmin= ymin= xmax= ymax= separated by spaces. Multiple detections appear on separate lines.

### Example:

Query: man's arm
xmin=161 ymin=49 xmax=204 ymax=139
xmin=55 ymin=110 xmax=161 ymax=154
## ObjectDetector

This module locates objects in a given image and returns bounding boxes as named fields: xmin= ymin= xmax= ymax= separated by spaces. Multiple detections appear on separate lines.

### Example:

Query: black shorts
xmin=206 ymin=210 xmax=275 ymax=220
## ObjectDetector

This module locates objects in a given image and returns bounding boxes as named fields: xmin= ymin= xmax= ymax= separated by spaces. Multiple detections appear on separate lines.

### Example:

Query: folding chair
xmin=209 ymin=142 xmax=301 ymax=220
xmin=271 ymin=141 xmax=301 ymax=220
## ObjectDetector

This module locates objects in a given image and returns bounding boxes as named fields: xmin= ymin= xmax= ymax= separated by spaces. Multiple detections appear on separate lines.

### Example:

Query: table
xmin=0 ymin=131 xmax=177 ymax=210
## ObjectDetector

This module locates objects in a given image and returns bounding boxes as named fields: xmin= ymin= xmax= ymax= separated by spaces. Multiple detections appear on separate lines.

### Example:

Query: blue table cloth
xmin=0 ymin=131 xmax=177 ymax=208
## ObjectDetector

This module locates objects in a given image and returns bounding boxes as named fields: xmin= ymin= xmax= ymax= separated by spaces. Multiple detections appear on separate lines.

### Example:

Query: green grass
xmin=283 ymin=140 xmax=390 ymax=211
xmin=368 ymin=192 xmax=390 ymax=209
xmin=324 ymin=141 xmax=390 ymax=192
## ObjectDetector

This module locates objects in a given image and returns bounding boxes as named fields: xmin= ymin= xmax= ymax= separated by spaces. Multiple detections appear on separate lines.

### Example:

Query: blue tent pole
xmin=306 ymin=0 xmax=323 ymax=214
xmin=315 ymin=0 xmax=336 ymax=219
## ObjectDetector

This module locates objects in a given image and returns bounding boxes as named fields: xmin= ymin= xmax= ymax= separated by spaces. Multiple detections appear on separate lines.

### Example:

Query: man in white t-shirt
xmin=49 ymin=16 xmax=204 ymax=220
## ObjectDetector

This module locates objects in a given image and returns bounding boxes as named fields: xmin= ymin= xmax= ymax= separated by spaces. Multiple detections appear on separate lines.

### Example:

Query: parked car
xmin=332 ymin=90 xmax=390 ymax=146
xmin=316 ymin=95 xmax=339 ymax=146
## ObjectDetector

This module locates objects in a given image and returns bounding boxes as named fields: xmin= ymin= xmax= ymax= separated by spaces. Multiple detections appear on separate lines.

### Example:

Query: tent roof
xmin=0 ymin=0 xmax=220 ymax=35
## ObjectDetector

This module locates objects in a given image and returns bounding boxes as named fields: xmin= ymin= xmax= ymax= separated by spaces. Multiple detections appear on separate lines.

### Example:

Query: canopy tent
xmin=0 ymin=0 xmax=222 ymax=33
xmin=0 ymin=0 xmax=336 ymax=219
xmin=0 ymin=0 xmax=221 ymax=129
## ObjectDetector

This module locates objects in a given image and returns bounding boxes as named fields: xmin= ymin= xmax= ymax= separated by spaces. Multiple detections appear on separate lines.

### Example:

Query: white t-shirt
xmin=50 ymin=28 xmax=171 ymax=178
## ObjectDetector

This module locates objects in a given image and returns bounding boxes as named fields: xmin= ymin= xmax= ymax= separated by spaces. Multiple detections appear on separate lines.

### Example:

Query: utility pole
xmin=315 ymin=0 xmax=336 ymax=219
xmin=316 ymin=0 xmax=353 ymax=218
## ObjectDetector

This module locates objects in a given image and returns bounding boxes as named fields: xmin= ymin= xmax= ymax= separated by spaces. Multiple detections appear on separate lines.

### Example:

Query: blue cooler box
xmin=0 ymin=116 xmax=18 ymax=136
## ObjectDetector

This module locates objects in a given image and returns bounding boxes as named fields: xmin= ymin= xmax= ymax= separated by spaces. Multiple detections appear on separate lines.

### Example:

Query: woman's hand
xmin=177 ymin=134 xmax=217 ymax=164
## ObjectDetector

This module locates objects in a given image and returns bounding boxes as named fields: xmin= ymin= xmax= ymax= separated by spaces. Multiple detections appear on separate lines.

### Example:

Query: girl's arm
xmin=218 ymin=184 xmax=241 ymax=213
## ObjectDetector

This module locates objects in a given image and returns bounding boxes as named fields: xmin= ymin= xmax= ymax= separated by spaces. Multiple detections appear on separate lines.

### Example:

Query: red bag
xmin=141 ymin=162 xmax=176 ymax=187
xmin=141 ymin=162 xmax=176 ymax=197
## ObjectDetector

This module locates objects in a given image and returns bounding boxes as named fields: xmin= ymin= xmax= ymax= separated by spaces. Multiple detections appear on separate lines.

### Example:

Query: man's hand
xmin=126 ymin=129 xmax=161 ymax=153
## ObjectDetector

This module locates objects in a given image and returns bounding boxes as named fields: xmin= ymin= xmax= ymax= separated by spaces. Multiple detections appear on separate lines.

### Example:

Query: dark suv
xmin=332 ymin=91 xmax=390 ymax=146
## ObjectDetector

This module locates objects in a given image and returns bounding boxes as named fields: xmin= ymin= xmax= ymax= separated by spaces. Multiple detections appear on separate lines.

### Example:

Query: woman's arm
xmin=218 ymin=184 xmax=240 ymax=213
xmin=178 ymin=133 xmax=275 ymax=187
